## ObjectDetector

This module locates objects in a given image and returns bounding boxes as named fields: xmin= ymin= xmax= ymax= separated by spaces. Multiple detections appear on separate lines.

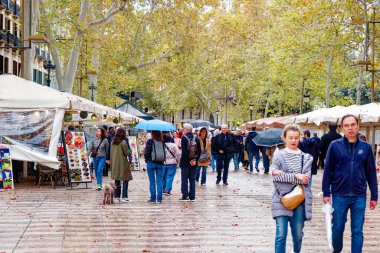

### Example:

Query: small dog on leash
xmin=103 ymin=182 xmax=115 ymax=205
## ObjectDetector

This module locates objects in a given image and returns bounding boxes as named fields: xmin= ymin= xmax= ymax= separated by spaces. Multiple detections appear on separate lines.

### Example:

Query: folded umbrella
xmin=322 ymin=203 xmax=334 ymax=250
xmin=252 ymin=128 xmax=284 ymax=147
xmin=134 ymin=119 xmax=176 ymax=131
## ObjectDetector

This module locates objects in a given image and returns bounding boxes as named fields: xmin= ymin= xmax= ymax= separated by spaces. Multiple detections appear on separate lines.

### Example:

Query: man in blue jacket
xmin=322 ymin=114 xmax=378 ymax=253
xmin=245 ymin=127 xmax=260 ymax=173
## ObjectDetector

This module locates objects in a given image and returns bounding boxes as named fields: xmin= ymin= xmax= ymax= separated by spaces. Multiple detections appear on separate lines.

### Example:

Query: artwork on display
xmin=137 ymin=132 xmax=147 ymax=157
xmin=0 ymin=148 xmax=14 ymax=190
xmin=375 ymin=130 xmax=380 ymax=145
xmin=62 ymin=131 xmax=92 ymax=185
xmin=128 ymin=136 xmax=140 ymax=171
xmin=376 ymin=145 xmax=380 ymax=173
xmin=0 ymin=110 xmax=55 ymax=155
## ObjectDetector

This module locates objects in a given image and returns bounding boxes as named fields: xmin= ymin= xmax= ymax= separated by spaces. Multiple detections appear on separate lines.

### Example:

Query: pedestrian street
xmin=0 ymin=166 xmax=379 ymax=253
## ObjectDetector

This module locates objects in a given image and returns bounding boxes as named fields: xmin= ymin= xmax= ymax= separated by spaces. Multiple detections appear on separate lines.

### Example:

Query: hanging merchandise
xmin=62 ymin=131 xmax=92 ymax=188
xmin=79 ymin=111 xmax=88 ymax=119
xmin=91 ymin=113 xmax=97 ymax=120
xmin=64 ymin=112 xmax=73 ymax=122
xmin=113 ymin=117 xmax=119 ymax=124
xmin=0 ymin=148 xmax=14 ymax=190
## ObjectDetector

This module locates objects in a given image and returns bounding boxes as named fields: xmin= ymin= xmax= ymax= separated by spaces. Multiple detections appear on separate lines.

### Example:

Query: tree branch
xmin=63 ymin=0 xmax=90 ymax=92
xmin=39 ymin=0 xmax=64 ymax=87
xmin=87 ymin=0 xmax=127 ymax=29
xmin=127 ymin=49 xmax=174 ymax=71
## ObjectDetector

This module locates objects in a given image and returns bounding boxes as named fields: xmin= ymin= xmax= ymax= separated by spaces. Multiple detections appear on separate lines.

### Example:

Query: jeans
xmin=147 ymin=161 xmax=164 ymax=202
xmin=233 ymin=153 xmax=239 ymax=169
xmin=195 ymin=166 xmax=207 ymax=184
xmin=248 ymin=151 xmax=260 ymax=172
xmin=332 ymin=196 xmax=366 ymax=253
xmin=308 ymin=177 xmax=313 ymax=188
xmin=93 ymin=156 xmax=106 ymax=186
xmin=211 ymin=154 xmax=217 ymax=171
xmin=275 ymin=203 xmax=305 ymax=253
xmin=114 ymin=180 xmax=129 ymax=199
xmin=216 ymin=154 xmax=231 ymax=183
xmin=181 ymin=165 xmax=196 ymax=200
xmin=163 ymin=164 xmax=177 ymax=192
xmin=238 ymin=149 xmax=244 ymax=164
xmin=261 ymin=148 xmax=270 ymax=173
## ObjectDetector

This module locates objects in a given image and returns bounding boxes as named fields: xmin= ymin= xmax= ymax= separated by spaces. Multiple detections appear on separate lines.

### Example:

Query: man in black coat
xmin=179 ymin=123 xmax=201 ymax=201
xmin=320 ymin=122 xmax=342 ymax=163
xmin=212 ymin=124 xmax=236 ymax=185
xmin=299 ymin=130 xmax=319 ymax=179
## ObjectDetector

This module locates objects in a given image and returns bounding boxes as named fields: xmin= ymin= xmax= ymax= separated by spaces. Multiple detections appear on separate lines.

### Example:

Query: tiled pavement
xmin=0 ymin=166 xmax=379 ymax=253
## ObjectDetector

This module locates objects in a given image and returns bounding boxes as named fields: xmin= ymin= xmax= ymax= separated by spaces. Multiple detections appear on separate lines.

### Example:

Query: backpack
xmin=151 ymin=140 xmax=166 ymax=162
xmin=185 ymin=136 xmax=198 ymax=159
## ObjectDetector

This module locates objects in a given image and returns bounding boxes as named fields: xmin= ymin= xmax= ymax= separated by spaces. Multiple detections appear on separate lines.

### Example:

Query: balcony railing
xmin=0 ymin=29 xmax=6 ymax=42
xmin=13 ymin=36 xmax=20 ymax=47
xmin=9 ymin=1 xmax=14 ymax=13
xmin=15 ymin=3 xmax=20 ymax=17
xmin=1 ymin=0 xmax=8 ymax=10
xmin=6 ymin=32 xmax=14 ymax=45
xmin=9 ymin=1 xmax=20 ymax=18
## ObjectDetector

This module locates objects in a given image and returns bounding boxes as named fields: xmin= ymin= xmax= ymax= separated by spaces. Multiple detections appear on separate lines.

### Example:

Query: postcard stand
xmin=0 ymin=147 xmax=14 ymax=190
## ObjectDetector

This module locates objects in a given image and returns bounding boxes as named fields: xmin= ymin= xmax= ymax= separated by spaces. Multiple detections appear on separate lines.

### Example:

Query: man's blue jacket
xmin=245 ymin=131 xmax=259 ymax=152
xmin=322 ymin=136 xmax=378 ymax=201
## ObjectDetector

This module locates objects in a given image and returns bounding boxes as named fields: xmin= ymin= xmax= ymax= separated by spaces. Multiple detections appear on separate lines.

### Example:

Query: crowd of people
xmin=87 ymin=115 xmax=378 ymax=253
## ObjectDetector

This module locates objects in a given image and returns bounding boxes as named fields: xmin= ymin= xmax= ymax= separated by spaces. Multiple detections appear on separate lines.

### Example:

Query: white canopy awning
xmin=0 ymin=75 xmax=139 ymax=169
xmin=294 ymin=103 xmax=380 ymax=126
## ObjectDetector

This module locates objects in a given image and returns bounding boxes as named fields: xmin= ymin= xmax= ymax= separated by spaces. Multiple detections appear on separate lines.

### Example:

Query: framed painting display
xmin=128 ymin=136 xmax=140 ymax=171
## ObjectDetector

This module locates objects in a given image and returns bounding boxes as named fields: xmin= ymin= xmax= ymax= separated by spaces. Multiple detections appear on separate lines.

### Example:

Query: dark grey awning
xmin=116 ymin=102 xmax=154 ymax=120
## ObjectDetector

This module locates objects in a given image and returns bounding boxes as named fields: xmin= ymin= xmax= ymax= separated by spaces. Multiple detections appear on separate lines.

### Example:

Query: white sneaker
xmin=113 ymin=198 xmax=120 ymax=203
xmin=121 ymin=198 xmax=129 ymax=202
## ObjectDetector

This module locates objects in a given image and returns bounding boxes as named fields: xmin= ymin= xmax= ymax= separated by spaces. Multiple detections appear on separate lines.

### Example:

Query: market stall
xmin=0 ymin=75 xmax=138 ymax=172
xmin=241 ymin=115 xmax=295 ymax=130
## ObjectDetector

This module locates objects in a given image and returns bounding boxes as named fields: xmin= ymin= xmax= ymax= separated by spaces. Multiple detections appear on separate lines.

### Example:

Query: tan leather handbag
xmin=280 ymin=154 xmax=305 ymax=210
xmin=280 ymin=185 xmax=305 ymax=210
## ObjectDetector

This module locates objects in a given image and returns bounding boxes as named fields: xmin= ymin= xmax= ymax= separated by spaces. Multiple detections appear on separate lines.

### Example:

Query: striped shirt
xmin=272 ymin=148 xmax=311 ymax=185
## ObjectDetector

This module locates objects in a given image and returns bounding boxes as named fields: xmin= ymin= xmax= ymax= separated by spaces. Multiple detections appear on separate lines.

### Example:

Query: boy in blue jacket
xmin=322 ymin=114 xmax=378 ymax=253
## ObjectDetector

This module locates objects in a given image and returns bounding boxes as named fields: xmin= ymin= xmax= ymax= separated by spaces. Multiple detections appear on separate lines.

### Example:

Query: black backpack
xmin=151 ymin=140 xmax=166 ymax=162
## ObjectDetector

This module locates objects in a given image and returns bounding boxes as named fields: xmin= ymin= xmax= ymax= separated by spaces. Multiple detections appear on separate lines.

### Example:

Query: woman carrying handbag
xmin=271 ymin=124 xmax=313 ymax=253
xmin=110 ymin=128 xmax=132 ymax=202
xmin=89 ymin=128 xmax=109 ymax=190
xmin=196 ymin=127 xmax=211 ymax=185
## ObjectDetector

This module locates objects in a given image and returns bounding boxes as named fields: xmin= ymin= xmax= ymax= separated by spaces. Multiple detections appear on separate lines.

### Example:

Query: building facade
xmin=0 ymin=0 xmax=21 ymax=76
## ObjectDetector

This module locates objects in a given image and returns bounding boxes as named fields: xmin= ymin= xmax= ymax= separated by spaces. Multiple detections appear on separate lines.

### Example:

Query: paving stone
xmin=0 ymin=165 xmax=379 ymax=252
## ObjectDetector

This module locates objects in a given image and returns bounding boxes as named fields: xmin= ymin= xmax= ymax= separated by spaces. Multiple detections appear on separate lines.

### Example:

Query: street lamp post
xmin=89 ymin=83 xmax=97 ymax=101
xmin=43 ymin=59 xmax=56 ymax=87
xmin=351 ymin=7 xmax=380 ymax=102
xmin=303 ymin=89 xmax=310 ymax=113
xmin=216 ymin=108 xmax=220 ymax=126
xmin=249 ymin=102 xmax=254 ymax=121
